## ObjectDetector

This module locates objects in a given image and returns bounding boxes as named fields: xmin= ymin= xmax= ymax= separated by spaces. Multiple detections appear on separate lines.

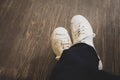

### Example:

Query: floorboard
xmin=0 ymin=0 xmax=120 ymax=80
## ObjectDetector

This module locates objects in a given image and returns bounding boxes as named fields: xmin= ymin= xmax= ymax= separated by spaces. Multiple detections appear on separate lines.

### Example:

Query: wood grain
xmin=0 ymin=0 xmax=120 ymax=80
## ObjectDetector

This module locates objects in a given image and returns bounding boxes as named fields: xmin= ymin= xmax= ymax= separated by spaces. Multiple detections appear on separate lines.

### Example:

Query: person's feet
xmin=51 ymin=15 xmax=103 ymax=70
xmin=51 ymin=27 xmax=72 ymax=60
xmin=71 ymin=15 xmax=95 ymax=47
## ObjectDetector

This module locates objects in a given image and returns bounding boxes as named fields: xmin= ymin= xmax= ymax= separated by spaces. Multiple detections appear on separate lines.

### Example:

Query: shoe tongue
xmin=79 ymin=33 xmax=95 ymax=41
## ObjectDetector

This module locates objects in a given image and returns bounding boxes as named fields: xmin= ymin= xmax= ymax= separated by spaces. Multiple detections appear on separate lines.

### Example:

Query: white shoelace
xmin=56 ymin=33 xmax=71 ymax=49
xmin=75 ymin=23 xmax=96 ymax=41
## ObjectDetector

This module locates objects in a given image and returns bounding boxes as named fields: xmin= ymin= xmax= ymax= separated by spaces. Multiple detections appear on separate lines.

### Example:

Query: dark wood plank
xmin=0 ymin=0 xmax=120 ymax=80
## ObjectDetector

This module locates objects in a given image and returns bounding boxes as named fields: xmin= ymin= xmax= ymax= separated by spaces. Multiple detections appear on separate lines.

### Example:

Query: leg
xmin=50 ymin=43 xmax=120 ymax=80
xmin=50 ymin=43 xmax=99 ymax=80
xmin=71 ymin=15 xmax=103 ymax=70
xmin=50 ymin=15 xmax=120 ymax=80
xmin=93 ymin=70 xmax=120 ymax=80
xmin=50 ymin=15 xmax=102 ymax=80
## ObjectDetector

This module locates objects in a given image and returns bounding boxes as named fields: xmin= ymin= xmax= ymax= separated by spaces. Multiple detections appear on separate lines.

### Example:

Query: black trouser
xmin=50 ymin=43 xmax=120 ymax=80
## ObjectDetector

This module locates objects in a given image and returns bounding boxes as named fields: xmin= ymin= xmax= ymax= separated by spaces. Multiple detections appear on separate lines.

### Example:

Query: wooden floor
xmin=0 ymin=0 xmax=120 ymax=80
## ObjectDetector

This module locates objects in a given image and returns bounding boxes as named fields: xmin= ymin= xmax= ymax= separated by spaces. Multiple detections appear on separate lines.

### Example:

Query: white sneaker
xmin=98 ymin=60 xmax=103 ymax=70
xmin=51 ymin=27 xmax=72 ymax=60
xmin=71 ymin=15 xmax=103 ymax=70
xmin=71 ymin=15 xmax=95 ymax=47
